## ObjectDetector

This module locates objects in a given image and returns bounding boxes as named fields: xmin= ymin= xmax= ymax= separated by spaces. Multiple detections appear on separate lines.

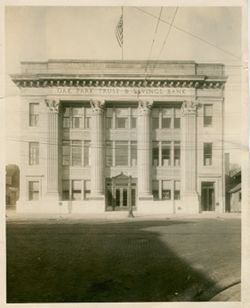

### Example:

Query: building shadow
xmin=6 ymin=219 xmax=240 ymax=303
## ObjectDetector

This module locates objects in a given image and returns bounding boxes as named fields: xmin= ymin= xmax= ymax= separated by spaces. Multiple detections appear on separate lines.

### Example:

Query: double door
xmin=106 ymin=178 xmax=137 ymax=211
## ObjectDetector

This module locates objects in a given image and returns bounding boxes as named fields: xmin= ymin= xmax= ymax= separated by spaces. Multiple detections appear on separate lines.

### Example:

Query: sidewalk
xmin=5 ymin=207 xmax=241 ymax=223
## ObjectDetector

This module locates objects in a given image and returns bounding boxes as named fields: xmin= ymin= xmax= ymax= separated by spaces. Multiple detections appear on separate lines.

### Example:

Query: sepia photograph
xmin=2 ymin=1 xmax=248 ymax=306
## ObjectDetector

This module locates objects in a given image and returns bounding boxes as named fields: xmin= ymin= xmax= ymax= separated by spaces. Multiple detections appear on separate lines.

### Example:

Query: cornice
xmin=11 ymin=75 xmax=227 ymax=90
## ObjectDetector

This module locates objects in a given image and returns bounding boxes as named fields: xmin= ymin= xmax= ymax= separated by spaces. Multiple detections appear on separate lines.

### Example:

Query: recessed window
xmin=72 ymin=140 xmax=82 ymax=166
xmin=115 ymin=141 xmax=128 ymax=166
xmin=84 ymin=141 xmax=91 ymax=166
xmin=116 ymin=108 xmax=128 ymax=129
xmin=131 ymin=141 xmax=137 ymax=166
xmin=62 ymin=141 xmax=70 ymax=166
xmin=174 ymin=108 xmax=181 ymax=129
xmin=153 ymin=180 xmax=159 ymax=200
xmin=152 ymin=141 xmax=159 ymax=166
xmin=152 ymin=108 xmax=159 ymax=129
xmin=62 ymin=180 xmax=70 ymax=200
xmin=29 ymin=103 xmax=39 ymax=127
xmin=162 ymin=108 xmax=171 ymax=129
xmin=174 ymin=181 xmax=181 ymax=200
xmin=84 ymin=180 xmax=91 ymax=200
xmin=162 ymin=142 xmax=171 ymax=166
xmin=105 ymin=141 xmax=112 ymax=166
xmin=162 ymin=180 xmax=171 ymax=200
xmin=204 ymin=104 xmax=213 ymax=127
xmin=72 ymin=180 xmax=82 ymax=200
xmin=29 ymin=142 xmax=39 ymax=165
xmin=204 ymin=143 xmax=212 ymax=166
xmin=28 ymin=181 xmax=39 ymax=200
xmin=174 ymin=141 xmax=181 ymax=166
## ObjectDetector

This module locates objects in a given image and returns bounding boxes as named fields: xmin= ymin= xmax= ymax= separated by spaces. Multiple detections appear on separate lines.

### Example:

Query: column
xmin=181 ymin=100 xmax=199 ymax=213
xmin=137 ymin=100 xmax=153 ymax=200
xmin=90 ymin=99 xmax=105 ymax=199
xmin=45 ymin=98 xmax=60 ymax=200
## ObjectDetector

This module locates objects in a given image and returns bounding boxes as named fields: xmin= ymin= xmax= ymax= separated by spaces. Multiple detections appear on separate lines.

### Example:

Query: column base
xmin=181 ymin=192 xmax=200 ymax=214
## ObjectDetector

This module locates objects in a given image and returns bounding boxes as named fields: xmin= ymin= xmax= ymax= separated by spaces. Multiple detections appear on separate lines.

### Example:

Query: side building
xmin=11 ymin=60 xmax=227 ymax=214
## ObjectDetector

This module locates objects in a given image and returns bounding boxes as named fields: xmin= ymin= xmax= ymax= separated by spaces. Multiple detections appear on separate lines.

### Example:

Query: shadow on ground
xmin=6 ymin=219 xmax=240 ymax=303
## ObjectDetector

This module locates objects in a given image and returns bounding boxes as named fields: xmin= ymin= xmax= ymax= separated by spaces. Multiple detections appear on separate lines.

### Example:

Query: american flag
xmin=115 ymin=14 xmax=123 ymax=47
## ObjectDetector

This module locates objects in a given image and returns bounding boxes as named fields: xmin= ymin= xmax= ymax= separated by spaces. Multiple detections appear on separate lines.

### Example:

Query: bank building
xmin=11 ymin=60 xmax=227 ymax=214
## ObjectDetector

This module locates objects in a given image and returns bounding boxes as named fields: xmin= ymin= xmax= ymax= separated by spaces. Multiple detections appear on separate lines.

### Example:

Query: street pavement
xmin=6 ymin=214 xmax=241 ymax=303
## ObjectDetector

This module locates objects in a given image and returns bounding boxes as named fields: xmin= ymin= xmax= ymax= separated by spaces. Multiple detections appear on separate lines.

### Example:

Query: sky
xmin=4 ymin=6 xmax=243 ymax=166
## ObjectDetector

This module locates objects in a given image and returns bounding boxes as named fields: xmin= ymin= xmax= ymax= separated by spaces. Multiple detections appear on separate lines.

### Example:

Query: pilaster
xmin=181 ymin=100 xmax=199 ymax=213
xmin=90 ymin=99 xmax=105 ymax=200
xmin=137 ymin=100 xmax=153 ymax=200
xmin=45 ymin=98 xmax=60 ymax=201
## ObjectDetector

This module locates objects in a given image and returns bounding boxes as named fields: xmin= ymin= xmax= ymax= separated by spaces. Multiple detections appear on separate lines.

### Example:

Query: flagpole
xmin=122 ymin=6 xmax=124 ymax=60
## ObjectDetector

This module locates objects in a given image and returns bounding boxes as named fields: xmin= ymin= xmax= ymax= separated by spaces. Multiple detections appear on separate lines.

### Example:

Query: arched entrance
xmin=6 ymin=164 xmax=20 ymax=207
xmin=106 ymin=173 xmax=137 ymax=211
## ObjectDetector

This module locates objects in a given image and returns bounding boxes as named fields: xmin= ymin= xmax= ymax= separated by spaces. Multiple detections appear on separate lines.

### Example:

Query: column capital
xmin=181 ymin=100 xmax=198 ymax=115
xmin=138 ymin=100 xmax=153 ymax=115
xmin=45 ymin=98 xmax=60 ymax=113
xmin=90 ymin=99 xmax=105 ymax=115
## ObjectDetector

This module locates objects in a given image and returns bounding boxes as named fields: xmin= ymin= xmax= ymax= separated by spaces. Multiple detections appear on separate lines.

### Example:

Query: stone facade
xmin=11 ymin=60 xmax=227 ymax=214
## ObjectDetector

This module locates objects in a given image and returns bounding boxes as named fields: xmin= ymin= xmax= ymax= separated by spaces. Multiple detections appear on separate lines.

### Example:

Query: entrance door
xmin=201 ymin=182 xmax=215 ymax=211
xmin=115 ymin=186 xmax=128 ymax=209
xmin=106 ymin=174 xmax=137 ymax=211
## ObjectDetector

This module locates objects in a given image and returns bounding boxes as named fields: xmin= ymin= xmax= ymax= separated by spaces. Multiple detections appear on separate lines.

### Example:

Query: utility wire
xmin=144 ymin=7 xmax=163 ymax=76
xmin=146 ymin=7 xmax=178 ymax=79
xmin=134 ymin=7 xmax=241 ymax=61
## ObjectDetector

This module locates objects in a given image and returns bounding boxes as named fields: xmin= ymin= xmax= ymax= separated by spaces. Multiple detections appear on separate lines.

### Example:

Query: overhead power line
xmin=134 ymin=7 xmax=241 ymax=61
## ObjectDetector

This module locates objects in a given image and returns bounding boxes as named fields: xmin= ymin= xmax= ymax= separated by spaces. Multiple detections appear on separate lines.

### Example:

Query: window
xmin=152 ymin=141 xmax=159 ymax=166
xmin=106 ymin=141 xmax=112 ymax=166
xmin=62 ymin=140 xmax=90 ymax=166
xmin=29 ymin=142 xmax=39 ymax=165
xmin=162 ymin=108 xmax=171 ymax=129
xmin=204 ymin=104 xmax=213 ymax=127
xmin=106 ymin=108 xmax=113 ymax=129
xmin=131 ymin=141 xmax=137 ymax=166
xmin=84 ymin=108 xmax=91 ymax=129
xmin=84 ymin=140 xmax=91 ymax=166
xmin=29 ymin=103 xmax=39 ymax=127
xmin=62 ymin=180 xmax=90 ymax=200
xmin=131 ymin=108 xmax=137 ymax=129
xmin=153 ymin=180 xmax=159 ymax=200
xmin=174 ymin=141 xmax=181 ymax=166
xmin=162 ymin=142 xmax=171 ymax=166
xmin=174 ymin=181 xmax=181 ymax=200
xmin=29 ymin=181 xmax=39 ymax=200
xmin=62 ymin=106 xmax=90 ymax=129
xmin=204 ymin=143 xmax=212 ymax=166
xmin=174 ymin=108 xmax=181 ymax=129
xmin=62 ymin=141 xmax=70 ymax=166
xmin=162 ymin=180 xmax=171 ymax=200
xmin=72 ymin=180 xmax=82 ymax=200
xmin=72 ymin=107 xmax=82 ymax=128
xmin=152 ymin=108 xmax=159 ymax=129
xmin=84 ymin=180 xmax=91 ymax=200
xmin=63 ymin=107 xmax=70 ymax=128
xmin=116 ymin=108 xmax=128 ymax=129
xmin=62 ymin=180 xmax=70 ymax=200
xmin=115 ymin=141 xmax=128 ymax=166
xmin=72 ymin=140 xmax=82 ymax=166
